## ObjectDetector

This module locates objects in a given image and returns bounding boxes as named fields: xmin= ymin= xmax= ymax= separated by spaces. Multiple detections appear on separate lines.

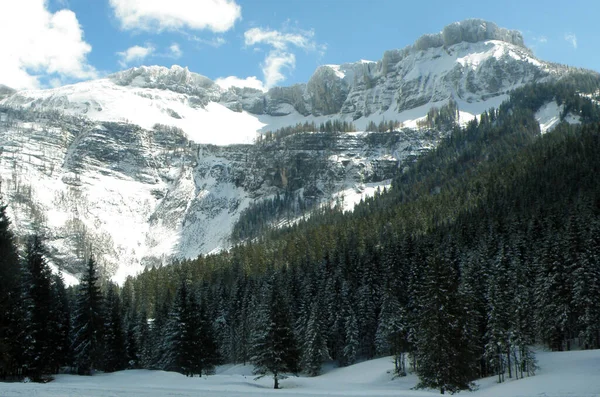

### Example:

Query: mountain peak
xmin=109 ymin=65 xmax=218 ymax=93
xmin=413 ymin=19 xmax=525 ymax=52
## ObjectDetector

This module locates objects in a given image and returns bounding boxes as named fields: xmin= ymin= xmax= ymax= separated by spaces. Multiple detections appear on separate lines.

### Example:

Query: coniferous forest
xmin=1 ymin=80 xmax=600 ymax=393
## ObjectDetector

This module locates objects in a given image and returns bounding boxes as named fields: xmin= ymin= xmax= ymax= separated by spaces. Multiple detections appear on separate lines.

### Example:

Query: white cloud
xmin=196 ymin=36 xmax=227 ymax=48
xmin=109 ymin=0 xmax=241 ymax=33
xmin=169 ymin=43 xmax=183 ymax=59
xmin=537 ymin=36 xmax=548 ymax=44
xmin=262 ymin=52 xmax=296 ymax=89
xmin=243 ymin=27 xmax=322 ymax=89
xmin=565 ymin=33 xmax=577 ymax=49
xmin=244 ymin=27 xmax=317 ymax=51
xmin=0 ymin=0 xmax=96 ymax=90
xmin=215 ymin=76 xmax=265 ymax=92
xmin=117 ymin=44 xmax=155 ymax=68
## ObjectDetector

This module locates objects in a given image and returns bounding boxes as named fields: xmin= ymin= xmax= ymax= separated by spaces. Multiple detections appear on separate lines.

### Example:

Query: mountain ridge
xmin=3 ymin=18 xmax=593 ymax=145
xmin=0 ymin=19 xmax=598 ymax=282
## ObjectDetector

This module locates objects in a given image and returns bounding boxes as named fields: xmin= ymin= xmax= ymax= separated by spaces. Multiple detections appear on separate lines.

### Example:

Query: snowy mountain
xmin=2 ymin=20 xmax=576 ymax=144
xmin=0 ymin=19 xmax=593 ymax=282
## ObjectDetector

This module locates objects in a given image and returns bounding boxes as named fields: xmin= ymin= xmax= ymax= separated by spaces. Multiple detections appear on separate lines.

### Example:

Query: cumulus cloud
xmin=215 ymin=76 xmax=266 ymax=92
xmin=109 ymin=0 xmax=241 ymax=33
xmin=117 ymin=44 xmax=155 ymax=67
xmin=564 ymin=33 xmax=577 ymax=49
xmin=243 ymin=27 xmax=322 ymax=89
xmin=0 ymin=0 xmax=96 ymax=90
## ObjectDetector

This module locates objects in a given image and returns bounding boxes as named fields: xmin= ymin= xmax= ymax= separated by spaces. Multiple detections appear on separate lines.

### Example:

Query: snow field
xmin=1 ymin=349 xmax=599 ymax=397
xmin=535 ymin=101 xmax=582 ymax=134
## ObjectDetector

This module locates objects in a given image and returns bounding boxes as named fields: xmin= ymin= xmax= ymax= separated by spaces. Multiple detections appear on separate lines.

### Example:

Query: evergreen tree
xmin=572 ymin=218 xmax=600 ymax=349
xmin=103 ymin=284 xmax=127 ymax=372
xmin=0 ymin=201 xmax=22 ymax=376
xmin=342 ymin=307 xmax=359 ymax=366
xmin=72 ymin=257 xmax=104 ymax=375
xmin=375 ymin=289 xmax=409 ymax=376
xmin=47 ymin=273 xmax=72 ymax=373
xmin=534 ymin=230 xmax=571 ymax=351
xmin=250 ymin=277 xmax=299 ymax=389
xmin=197 ymin=294 xmax=220 ymax=375
xmin=23 ymin=235 xmax=54 ymax=380
xmin=414 ymin=251 xmax=478 ymax=394
xmin=162 ymin=280 xmax=219 ymax=376
xmin=301 ymin=299 xmax=330 ymax=376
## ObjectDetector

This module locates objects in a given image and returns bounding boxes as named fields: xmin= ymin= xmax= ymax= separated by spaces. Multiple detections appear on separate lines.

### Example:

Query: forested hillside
xmin=1 ymin=80 xmax=600 ymax=393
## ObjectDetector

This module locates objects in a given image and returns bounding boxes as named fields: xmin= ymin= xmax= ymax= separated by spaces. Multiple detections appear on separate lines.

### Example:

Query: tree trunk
xmin=274 ymin=373 xmax=279 ymax=389
xmin=506 ymin=346 xmax=512 ymax=379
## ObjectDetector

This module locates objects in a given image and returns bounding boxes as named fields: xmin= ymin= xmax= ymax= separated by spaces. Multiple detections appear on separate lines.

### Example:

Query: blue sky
xmin=2 ymin=0 xmax=599 ymax=90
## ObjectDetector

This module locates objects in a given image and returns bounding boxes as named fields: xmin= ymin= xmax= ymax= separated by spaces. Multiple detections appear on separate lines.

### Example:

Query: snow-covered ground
xmin=535 ymin=101 xmax=582 ymax=134
xmin=1 ymin=349 xmax=598 ymax=397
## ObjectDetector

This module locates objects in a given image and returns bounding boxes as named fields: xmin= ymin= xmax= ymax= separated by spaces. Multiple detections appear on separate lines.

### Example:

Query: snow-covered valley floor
xmin=1 ymin=349 xmax=599 ymax=397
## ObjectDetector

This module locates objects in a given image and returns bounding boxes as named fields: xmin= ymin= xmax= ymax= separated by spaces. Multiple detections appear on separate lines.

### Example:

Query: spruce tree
xmin=162 ymin=280 xmax=218 ymax=376
xmin=103 ymin=284 xmax=127 ymax=372
xmin=72 ymin=257 xmax=104 ymax=375
xmin=250 ymin=278 xmax=299 ymax=389
xmin=414 ymin=251 xmax=477 ymax=394
xmin=47 ymin=273 xmax=72 ymax=373
xmin=0 ymin=201 xmax=21 ymax=376
xmin=23 ymin=235 xmax=54 ymax=380
xmin=196 ymin=294 xmax=219 ymax=375
xmin=301 ymin=299 xmax=330 ymax=376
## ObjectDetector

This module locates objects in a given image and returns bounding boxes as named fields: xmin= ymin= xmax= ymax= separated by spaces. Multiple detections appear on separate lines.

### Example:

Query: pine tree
xmin=301 ymin=299 xmax=330 ymax=376
xmin=342 ymin=307 xmax=359 ymax=366
xmin=162 ymin=280 xmax=218 ymax=376
xmin=414 ymin=250 xmax=478 ymax=394
xmin=72 ymin=257 xmax=104 ymax=375
xmin=160 ymin=279 xmax=190 ymax=374
xmin=375 ymin=289 xmax=409 ymax=376
xmin=572 ymin=218 xmax=600 ymax=349
xmin=0 ymin=201 xmax=22 ymax=376
xmin=485 ymin=242 xmax=513 ymax=382
xmin=103 ymin=284 xmax=127 ymax=372
xmin=534 ymin=229 xmax=571 ymax=351
xmin=196 ymin=294 xmax=219 ymax=375
xmin=125 ymin=316 xmax=140 ymax=369
xmin=47 ymin=273 xmax=72 ymax=373
xmin=23 ymin=235 xmax=54 ymax=380
xmin=250 ymin=277 xmax=299 ymax=389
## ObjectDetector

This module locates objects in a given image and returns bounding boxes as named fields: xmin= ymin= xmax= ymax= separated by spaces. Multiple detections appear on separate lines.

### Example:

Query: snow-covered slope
xmin=0 ymin=349 xmax=598 ymax=396
xmin=535 ymin=100 xmax=582 ymax=134
xmin=2 ymin=66 xmax=266 ymax=146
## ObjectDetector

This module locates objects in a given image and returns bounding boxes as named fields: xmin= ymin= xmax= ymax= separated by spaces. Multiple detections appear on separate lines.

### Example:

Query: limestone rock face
xmin=233 ymin=19 xmax=560 ymax=120
xmin=0 ymin=106 xmax=436 ymax=281
xmin=306 ymin=66 xmax=350 ymax=116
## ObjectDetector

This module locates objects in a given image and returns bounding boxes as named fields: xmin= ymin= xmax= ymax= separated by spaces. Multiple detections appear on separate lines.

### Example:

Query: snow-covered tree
xmin=414 ymin=251 xmax=478 ymax=394
xmin=23 ymin=235 xmax=54 ymax=379
xmin=250 ymin=277 xmax=299 ymax=389
xmin=72 ymin=257 xmax=105 ymax=375
xmin=301 ymin=299 xmax=330 ymax=376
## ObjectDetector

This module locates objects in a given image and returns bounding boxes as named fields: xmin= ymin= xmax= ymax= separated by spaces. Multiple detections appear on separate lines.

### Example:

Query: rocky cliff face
xmin=253 ymin=19 xmax=565 ymax=120
xmin=0 ymin=106 xmax=437 ymax=282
